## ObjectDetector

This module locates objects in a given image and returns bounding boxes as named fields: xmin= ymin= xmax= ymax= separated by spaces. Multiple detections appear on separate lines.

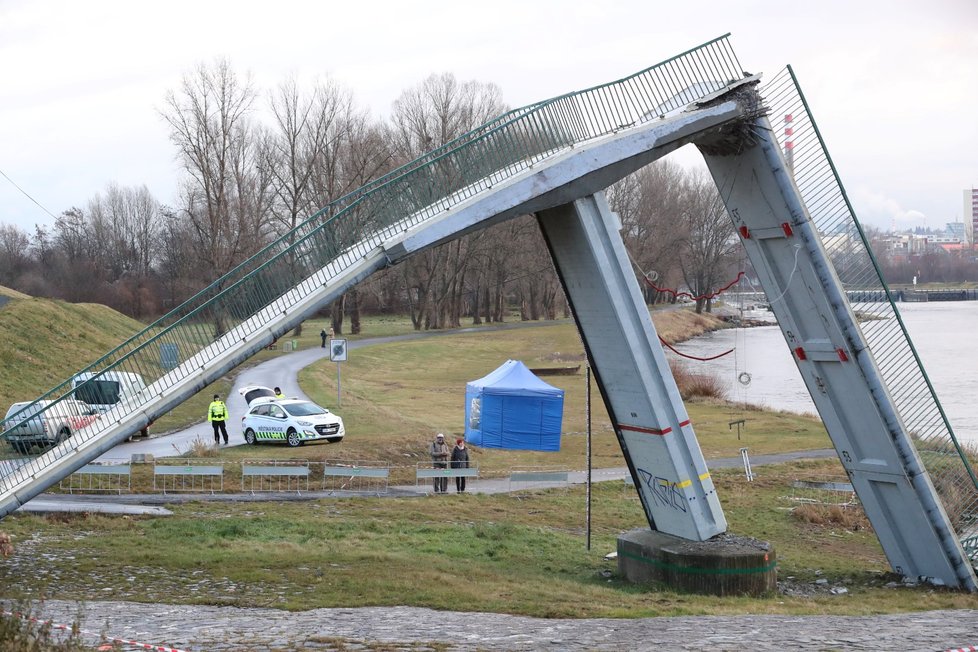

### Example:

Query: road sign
xmin=330 ymin=339 xmax=348 ymax=362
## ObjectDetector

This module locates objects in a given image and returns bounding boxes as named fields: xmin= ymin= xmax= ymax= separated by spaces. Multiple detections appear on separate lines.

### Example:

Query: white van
xmin=72 ymin=371 xmax=150 ymax=437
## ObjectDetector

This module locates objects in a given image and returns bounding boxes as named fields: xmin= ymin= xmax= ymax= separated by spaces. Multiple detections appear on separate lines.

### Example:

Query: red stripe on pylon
xmin=619 ymin=424 xmax=672 ymax=436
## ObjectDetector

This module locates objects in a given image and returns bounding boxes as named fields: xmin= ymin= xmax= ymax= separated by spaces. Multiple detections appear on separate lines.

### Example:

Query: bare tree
xmin=85 ymin=184 xmax=162 ymax=280
xmin=388 ymin=73 xmax=507 ymax=330
xmin=268 ymin=77 xmax=353 ymax=232
xmin=609 ymin=160 xmax=688 ymax=305
xmin=0 ymin=224 xmax=32 ymax=287
xmin=268 ymin=78 xmax=389 ymax=336
xmin=161 ymin=59 xmax=266 ymax=285
xmin=162 ymin=59 xmax=274 ymax=336
xmin=677 ymin=170 xmax=739 ymax=313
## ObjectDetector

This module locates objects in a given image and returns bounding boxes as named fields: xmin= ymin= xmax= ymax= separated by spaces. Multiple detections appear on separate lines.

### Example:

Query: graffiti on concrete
xmin=637 ymin=468 xmax=687 ymax=512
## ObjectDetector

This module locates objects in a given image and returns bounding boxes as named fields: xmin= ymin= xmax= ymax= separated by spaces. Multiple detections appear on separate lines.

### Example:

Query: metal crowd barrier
xmin=60 ymin=460 xmax=131 ymax=494
xmin=416 ymin=463 xmax=479 ymax=493
xmin=153 ymin=459 xmax=224 ymax=494
xmin=323 ymin=460 xmax=390 ymax=495
xmin=508 ymin=466 xmax=570 ymax=495
xmin=241 ymin=460 xmax=310 ymax=495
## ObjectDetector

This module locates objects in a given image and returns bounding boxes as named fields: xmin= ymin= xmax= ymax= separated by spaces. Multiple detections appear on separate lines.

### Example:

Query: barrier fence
xmin=241 ymin=459 xmax=310 ymax=495
xmin=153 ymin=460 xmax=224 ymax=494
xmin=508 ymin=466 xmax=571 ymax=495
xmin=42 ymin=460 xmax=657 ymax=497
xmin=415 ymin=463 xmax=479 ymax=493
xmin=60 ymin=460 xmax=131 ymax=494
xmin=323 ymin=460 xmax=390 ymax=495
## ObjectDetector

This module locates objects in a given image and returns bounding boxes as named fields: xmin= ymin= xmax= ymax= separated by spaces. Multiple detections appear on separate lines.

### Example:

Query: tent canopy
xmin=464 ymin=360 xmax=564 ymax=451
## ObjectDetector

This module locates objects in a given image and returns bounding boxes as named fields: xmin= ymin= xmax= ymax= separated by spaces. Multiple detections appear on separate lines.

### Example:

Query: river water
xmin=669 ymin=301 xmax=978 ymax=444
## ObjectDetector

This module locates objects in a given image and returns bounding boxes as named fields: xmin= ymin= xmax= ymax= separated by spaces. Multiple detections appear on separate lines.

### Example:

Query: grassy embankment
xmin=0 ymin=285 xmax=238 ymax=434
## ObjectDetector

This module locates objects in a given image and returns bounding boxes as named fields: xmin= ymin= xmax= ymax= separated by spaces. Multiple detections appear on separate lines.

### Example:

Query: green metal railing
xmin=762 ymin=67 xmax=978 ymax=555
xmin=0 ymin=36 xmax=745 ymax=495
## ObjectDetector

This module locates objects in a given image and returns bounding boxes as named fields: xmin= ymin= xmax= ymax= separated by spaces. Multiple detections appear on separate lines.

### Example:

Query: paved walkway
xmin=10 ymin=599 xmax=978 ymax=651
xmin=17 ymin=449 xmax=839 ymax=514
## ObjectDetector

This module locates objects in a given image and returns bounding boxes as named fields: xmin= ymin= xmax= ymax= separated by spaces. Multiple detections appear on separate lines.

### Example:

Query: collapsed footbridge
xmin=3 ymin=35 xmax=977 ymax=589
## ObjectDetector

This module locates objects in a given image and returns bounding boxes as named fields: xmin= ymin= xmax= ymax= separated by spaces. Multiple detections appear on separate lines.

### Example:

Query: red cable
xmin=642 ymin=270 xmax=744 ymax=361
xmin=659 ymin=335 xmax=734 ymax=361
xmin=644 ymin=271 xmax=746 ymax=302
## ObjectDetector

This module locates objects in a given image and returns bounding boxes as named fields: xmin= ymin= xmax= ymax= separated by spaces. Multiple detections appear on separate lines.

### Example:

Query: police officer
xmin=208 ymin=394 xmax=229 ymax=445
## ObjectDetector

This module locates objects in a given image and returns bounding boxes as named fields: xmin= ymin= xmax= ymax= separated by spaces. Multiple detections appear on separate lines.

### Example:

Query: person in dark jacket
xmin=429 ymin=433 xmax=450 ymax=493
xmin=450 ymin=438 xmax=470 ymax=493
xmin=320 ymin=329 xmax=328 ymax=348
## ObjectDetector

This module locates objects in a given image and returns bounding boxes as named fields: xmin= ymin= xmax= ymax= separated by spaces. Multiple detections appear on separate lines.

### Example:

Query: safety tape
xmin=2 ymin=609 xmax=188 ymax=652
xmin=946 ymin=646 xmax=978 ymax=652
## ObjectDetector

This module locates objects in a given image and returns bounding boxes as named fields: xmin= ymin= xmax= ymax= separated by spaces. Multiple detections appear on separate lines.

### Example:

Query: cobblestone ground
xmin=11 ymin=600 xmax=978 ymax=651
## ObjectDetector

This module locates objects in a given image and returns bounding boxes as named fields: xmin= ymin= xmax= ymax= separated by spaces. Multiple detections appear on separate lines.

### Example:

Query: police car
xmin=241 ymin=397 xmax=345 ymax=447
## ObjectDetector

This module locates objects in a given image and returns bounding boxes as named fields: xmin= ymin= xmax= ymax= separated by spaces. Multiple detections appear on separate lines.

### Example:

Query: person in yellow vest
xmin=274 ymin=387 xmax=286 ymax=399
xmin=208 ymin=394 xmax=229 ymax=445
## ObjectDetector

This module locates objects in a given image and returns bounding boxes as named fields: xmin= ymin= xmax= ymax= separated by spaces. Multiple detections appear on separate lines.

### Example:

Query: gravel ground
xmin=6 ymin=599 xmax=978 ymax=651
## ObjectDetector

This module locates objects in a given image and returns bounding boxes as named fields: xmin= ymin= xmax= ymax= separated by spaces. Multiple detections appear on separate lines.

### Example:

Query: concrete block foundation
xmin=617 ymin=528 xmax=777 ymax=596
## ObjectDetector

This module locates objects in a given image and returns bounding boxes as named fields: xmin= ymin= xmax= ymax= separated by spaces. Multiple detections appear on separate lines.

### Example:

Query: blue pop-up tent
xmin=464 ymin=360 xmax=565 ymax=451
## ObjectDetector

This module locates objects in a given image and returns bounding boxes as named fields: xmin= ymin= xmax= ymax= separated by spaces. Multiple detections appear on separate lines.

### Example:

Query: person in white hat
xmin=429 ymin=433 xmax=450 ymax=493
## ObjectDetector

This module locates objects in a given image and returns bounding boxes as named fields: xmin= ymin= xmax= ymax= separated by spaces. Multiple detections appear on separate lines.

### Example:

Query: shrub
xmin=0 ymin=604 xmax=87 ymax=651
xmin=669 ymin=360 xmax=728 ymax=400
xmin=792 ymin=503 xmax=872 ymax=532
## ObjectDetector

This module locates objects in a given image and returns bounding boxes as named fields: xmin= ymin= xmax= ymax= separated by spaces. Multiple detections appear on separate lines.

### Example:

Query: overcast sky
xmin=1 ymin=0 xmax=976 ymax=236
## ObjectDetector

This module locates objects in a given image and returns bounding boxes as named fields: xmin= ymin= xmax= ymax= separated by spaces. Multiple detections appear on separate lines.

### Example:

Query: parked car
xmin=3 ymin=399 xmax=99 ymax=454
xmin=238 ymin=384 xmax=278 ymax=406
xmin=241 ymin=398 xmax=344 ymax=447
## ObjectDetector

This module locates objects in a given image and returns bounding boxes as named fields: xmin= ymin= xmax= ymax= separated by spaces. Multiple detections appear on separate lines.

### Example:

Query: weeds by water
xmin=0 ymin=603 xmax=87 ymax=651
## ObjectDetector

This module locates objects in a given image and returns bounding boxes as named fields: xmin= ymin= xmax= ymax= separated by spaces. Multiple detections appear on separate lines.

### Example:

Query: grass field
xmin=3 ymin=290 xmax=973 ymax=617
xmin=2 ymin=459 xmax=973 ymax=616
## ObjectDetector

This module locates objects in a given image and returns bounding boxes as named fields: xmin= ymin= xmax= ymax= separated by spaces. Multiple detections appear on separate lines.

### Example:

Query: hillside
xmin=0 ymin=287 xmax=143 ymax=414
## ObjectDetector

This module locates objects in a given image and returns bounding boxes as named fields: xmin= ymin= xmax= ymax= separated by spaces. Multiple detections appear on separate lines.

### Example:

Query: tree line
xmin=0 ymin=60 xmax=741 ymax=334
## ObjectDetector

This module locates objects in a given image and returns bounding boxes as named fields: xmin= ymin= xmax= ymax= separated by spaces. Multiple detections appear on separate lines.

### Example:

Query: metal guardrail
xmin=508 ymin=466 xmax=571 ymax=494
xmin=60 ymin=461 xmax=131 ymax=494
xmin=322 ymin=460 xmax=390 ymax=494
xmin=762 ymin=67 xmax=978 ymax=552
xmin=241 ymin=460 xmax=310 ymax=494
xmin=0 ymin=35 xmax=744 ymax=499
xmin=416 ymin=463 xmax=479 ymax=492
xmin=153 ymin=461 xmax=224 ymax=494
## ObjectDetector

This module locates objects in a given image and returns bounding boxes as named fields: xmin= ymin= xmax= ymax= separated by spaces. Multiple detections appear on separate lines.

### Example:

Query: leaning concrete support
xmin=538 ymin=193 xmax=726 ymax=541
xmin=696 ymin=106 xmax=978 ymax=590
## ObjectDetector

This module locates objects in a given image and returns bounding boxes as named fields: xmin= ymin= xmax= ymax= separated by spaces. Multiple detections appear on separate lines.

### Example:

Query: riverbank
xmin=650 ymin=305 xmax=733 ymax=343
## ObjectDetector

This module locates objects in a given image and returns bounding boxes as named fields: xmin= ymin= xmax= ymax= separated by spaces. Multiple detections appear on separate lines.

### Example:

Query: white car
xmin=241 ymin=398 xmax=344 ymax=447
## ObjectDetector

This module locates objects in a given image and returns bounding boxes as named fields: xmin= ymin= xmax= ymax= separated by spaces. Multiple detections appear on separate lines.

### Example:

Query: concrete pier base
xmin=617 ymin=528 xmax=777 ymax=596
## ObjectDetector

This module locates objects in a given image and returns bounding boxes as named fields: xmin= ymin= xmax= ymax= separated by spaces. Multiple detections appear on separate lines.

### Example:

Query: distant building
xmin=874 ymin=233 xmax=930 ymax=261
xmin=964 ymin=188 xmax=978 ymax=245
xmin=946 ymin=221 xmax=966 ymax=241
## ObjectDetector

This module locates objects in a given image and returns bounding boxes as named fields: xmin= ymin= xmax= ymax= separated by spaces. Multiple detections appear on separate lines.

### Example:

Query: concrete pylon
xmin=538 ymin=193 xmax=726 ymax=541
